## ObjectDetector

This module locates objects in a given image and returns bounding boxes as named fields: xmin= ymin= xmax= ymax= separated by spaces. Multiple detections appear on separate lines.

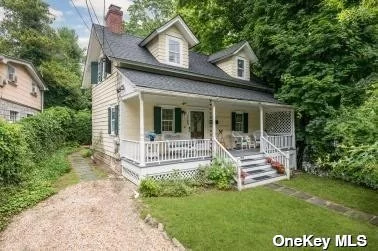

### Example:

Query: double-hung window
xmin=237 ymin=58 xmax=245 ymax=78
xmin=8 ymin=65 xmax=15 ymax=81
xmin=167 ymin=37 xmax=180 ymax=64
xmin=31 ymin=82 xmax=38 ymax=95
xmin=235 ymin=112 xmax=243 ymax=132
xmin=162 ymin=108 xmax=174 ymax=132
xmin=111 ymin=107 xmax=116 ymax=134
xmin=10 ymin=111 xmax=18 ymax=123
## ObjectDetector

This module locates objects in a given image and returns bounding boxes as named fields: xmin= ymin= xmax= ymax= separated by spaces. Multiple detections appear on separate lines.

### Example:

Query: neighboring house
xmin=0 ymin=55 xmax=47 ymax=122
xmin=82 ymin=5 xmax=296 ymax=190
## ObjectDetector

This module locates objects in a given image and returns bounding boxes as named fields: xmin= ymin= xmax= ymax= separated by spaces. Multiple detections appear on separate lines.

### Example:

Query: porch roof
xmin=118 ymin=68 xmax=282 ymax=104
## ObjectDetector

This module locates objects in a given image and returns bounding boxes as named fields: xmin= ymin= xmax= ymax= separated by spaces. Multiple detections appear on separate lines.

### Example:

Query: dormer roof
xmin=208 ymin=41 xmax=258 ymax=63
xmin=139 ymin=16 xmax=199 ymax=48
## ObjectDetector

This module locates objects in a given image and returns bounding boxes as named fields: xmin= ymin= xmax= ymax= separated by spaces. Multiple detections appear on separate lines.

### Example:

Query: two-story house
xmin=82 ymin=5 xmax=297 ymax=190
xmin=0 ymin=55 xmax=47 ymax=122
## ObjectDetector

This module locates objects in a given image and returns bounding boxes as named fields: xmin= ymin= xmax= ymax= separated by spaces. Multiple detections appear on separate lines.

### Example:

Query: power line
xmin=70 ymin=0 xmax=91 ymax=32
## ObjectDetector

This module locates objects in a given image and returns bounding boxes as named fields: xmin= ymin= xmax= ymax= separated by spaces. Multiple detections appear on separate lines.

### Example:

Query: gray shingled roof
xmin=93 ymin=25 xmax=267 ymax=90
xmin=118 ymin=68 xmax=280 ymax=104
xmin=208 ymin=41 xmax=247 ymax=63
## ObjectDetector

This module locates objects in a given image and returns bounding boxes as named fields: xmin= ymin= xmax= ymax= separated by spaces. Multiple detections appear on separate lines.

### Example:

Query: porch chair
xmin=252 ymin=130 xmax=268 ymax=148
xmin=232 ymin=131 xmax=251 ymax=150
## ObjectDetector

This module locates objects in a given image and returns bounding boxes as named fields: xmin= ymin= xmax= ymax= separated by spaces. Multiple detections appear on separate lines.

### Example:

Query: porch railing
xmin=120 ymin=139 xmax=140 ymax=163
xmin=213 ymin=139 xmax=242 ymax=190
xmin=121 ymin=139 xmax=211 ymax=165
xmin=261 ymin=136 xmax=290 ymax=179
xmin=266 ymin=135 xmax=294 ymax=149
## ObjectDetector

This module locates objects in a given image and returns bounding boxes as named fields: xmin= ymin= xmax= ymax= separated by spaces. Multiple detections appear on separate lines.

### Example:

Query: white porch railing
xmin=121 ymin=139 xmax=211 ymax=164
xmin=120 ymin=139 xmax=140 ymax=163
xmin=266 ymin=135 xmax=293 ymax=149
xmin=213 ymin=139 xmax=242 ymax=190
xmin=261 ymin=136 xmax=290 ymax=179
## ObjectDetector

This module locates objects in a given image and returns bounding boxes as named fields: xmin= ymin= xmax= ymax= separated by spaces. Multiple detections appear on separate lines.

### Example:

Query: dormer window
xmin=167 ymin=36 xmax=180 ymax=65
xmin=237 ymin=58 xmax=245 ymax=79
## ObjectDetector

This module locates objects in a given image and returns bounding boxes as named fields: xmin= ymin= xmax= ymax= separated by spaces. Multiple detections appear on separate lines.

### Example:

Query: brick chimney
xmin=105 ymin=4 xmax=123 ymax=33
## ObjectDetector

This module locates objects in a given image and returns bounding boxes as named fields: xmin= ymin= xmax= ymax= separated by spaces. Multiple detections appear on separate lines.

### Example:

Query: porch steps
xmin=236 ymin=153 xmax=287 ymax=189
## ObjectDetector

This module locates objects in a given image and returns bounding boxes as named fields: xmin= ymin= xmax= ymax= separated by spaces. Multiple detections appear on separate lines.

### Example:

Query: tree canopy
xmin=0 ymin=0 xmax=90 ymax=110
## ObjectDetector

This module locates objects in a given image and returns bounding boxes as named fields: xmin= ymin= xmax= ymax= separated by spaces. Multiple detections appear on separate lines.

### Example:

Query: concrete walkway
xmin=68 ymin=152 xmax=98 ymax=181
xmin=265 ymin=183 xmax=378 ymax=227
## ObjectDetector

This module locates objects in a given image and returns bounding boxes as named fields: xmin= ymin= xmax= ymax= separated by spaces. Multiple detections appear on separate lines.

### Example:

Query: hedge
xmin=0 ymin=107 xmax=91 ymax=184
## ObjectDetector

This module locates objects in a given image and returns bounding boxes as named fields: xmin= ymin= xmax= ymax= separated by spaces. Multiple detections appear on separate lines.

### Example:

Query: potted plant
xmin=266 ymin=157 xmax=273 ymax=164
xmin=277 ymin=164 xmax=285 ymax=174
xmin=240 ymin=170 xmax=248 ymax=182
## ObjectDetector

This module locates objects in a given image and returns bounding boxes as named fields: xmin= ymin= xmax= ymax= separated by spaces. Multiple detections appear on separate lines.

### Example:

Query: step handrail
xmin=213 ymin=139 xmax=242 ymax=190
xmin=261 ymin=135 xmax=290 ymax=179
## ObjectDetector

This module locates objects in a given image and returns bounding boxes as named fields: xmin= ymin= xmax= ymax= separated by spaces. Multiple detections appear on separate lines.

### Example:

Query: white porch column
xmin=259 ymin=105 xmax=264 ymax=153
xmin=139 ymin=92 xmax=145 ymax=167
xmin=212 ymin=100 xmax=216 ymax=140
xmin=291 ymin=109 xmax=295 ymax=149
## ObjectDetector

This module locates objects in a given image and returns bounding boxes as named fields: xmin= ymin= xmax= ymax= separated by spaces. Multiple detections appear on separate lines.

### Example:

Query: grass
xmin=0 ymin=146 xmax=77 ymax=231
xmin=52 ymin=169 xmax=80 ymax=191
xmin=281 ymin=173 xmax=378 ymax=215
xmin=143 ymin=188 xmax=378 ymax=251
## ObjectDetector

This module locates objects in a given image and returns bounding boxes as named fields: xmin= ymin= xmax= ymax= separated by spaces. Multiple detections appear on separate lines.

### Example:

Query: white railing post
xmin=259 ymin=104 xmax=264 ymax=153
xmin=291 ymin=109 xmax=295 ymax=149
xmin=139 ymin=93 xmax=145 ymax=167
xmin=212 ymin=100 xmax=216 ymax=156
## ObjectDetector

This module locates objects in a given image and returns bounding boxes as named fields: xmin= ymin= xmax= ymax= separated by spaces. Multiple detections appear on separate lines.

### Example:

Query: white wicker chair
xmin=232 ymin=131 xmax=251 ymax=150
xmin=252 ymin=130 xmax=268 ymax=148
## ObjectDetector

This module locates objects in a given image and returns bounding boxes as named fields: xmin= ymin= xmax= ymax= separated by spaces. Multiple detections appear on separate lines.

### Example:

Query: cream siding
xmin=0 ymin=62 xmax=42 ymax=111
xmin=145 ymin=25 xmax=189 ymax=68
xmin=92 ymin=71 xmax=119 ymax=157
xmin=215 ymin=48 xmax=251 ymax=81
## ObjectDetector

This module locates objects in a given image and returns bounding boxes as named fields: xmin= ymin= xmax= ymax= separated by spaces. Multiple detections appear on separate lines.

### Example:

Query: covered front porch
xmin=119 ymin=91 xmax=295 ymax=183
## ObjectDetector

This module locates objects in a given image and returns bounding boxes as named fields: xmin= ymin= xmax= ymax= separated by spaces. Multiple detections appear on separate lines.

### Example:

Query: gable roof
xmin=0 ymin=55 xmax=47 ymax=90
xmin=118 ymin=68 xmax=280 ymax=104
xmin=208 ymin=41 xmax=258 ymax=63
xmin=90 ymin=24 xmax=270 ymax=92
xmin=139 ymin=16 xmax=199 ymax=48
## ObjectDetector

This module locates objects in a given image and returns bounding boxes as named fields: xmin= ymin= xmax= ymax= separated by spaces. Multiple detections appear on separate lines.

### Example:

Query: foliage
xmin=144 ymin=188 xmax=378 ymax=250
xmin=80 ymin=148 xmax=93 ymax=158
xmin=0 ymin=107 xmax=90 ymax=184
xmin=125 ymin=0 xmax=178 ymax=37
xmin=330 ymin=144 xmax=378 ymax=189
xmin=139 ymin=173 xmax=194 ymax=197
xmin=281 ymin=173 xmax=378 ymax=215
xmin=0 ymin=147 xmax=75 ymax=231
xmin=139 ymin=178 xmax=162 ymax=197
xmin=0 ymin=119 xmax=30 ymax=184
xmin=200 ymin=158 xmax=236 ymax=190
xmin=0 ymin=0 xmax=89 ymax=110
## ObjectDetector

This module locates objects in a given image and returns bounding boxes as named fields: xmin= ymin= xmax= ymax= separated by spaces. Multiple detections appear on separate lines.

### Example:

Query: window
xmin=111 ymin=107 xmax=116 ymax=134
xmin=167 ymin=37 xmax=180 ymax=64
xmin=237 ymin=58 xmax=245 ymax=78
xmin=9 ymin=111 xmax=18 ymax=123
xmin=8 ymin=65 xmax=15 ymax=81
xmin=235 ymin=112 xmax=243 ymax=132
xmin=162 ymin=108 xmax=174 ymax=132
xmin=31 ymin=82 xmax=38 ymax=95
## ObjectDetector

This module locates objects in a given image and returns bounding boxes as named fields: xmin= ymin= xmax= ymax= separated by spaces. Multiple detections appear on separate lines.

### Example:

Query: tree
xmin=125 ymin=0 xmax=178 ymax=37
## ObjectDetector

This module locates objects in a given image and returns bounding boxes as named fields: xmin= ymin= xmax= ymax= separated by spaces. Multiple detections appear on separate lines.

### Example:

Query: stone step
xmin=242 ymin=174 xmax=287 ymax=189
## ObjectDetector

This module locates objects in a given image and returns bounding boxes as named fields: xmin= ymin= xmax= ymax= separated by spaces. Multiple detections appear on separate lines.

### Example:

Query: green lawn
xmin=144 ymin=188 xmax=378 ymax=251
xmin=281 ymin=173 xmax=378 ymax=215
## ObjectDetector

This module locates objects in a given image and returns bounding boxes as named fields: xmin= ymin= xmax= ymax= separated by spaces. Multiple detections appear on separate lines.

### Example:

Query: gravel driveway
xmin=0 ymin=179 xmax=177 ymax=250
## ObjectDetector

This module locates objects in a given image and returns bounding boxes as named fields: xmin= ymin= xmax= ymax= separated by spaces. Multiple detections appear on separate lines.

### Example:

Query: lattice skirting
xmin=122 ymin=166 xmax=140 ymax=185
xmin=146 ymin=168 xmax=205 ymax=182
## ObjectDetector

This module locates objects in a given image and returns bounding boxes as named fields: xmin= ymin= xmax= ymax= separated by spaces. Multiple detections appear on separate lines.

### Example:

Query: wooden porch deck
xmin=228 ymin=148 xmax=261 ymax=158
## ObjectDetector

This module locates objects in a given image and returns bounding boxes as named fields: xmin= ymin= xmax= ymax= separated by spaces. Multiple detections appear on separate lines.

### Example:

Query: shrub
xmin=0 ymin=119 xmax=30 ymax=184
xmin=202 ymin=158 xmax=236 ymax=190
xmin=80 ymin=148 xmax=93 ymax=158
xmin=330 ymin=144 xmax=378 ymax=189
xmin=139 ymin=178 xmax=162 ymax=197
xmin=72 ymin=109 xmax=91 ymax=145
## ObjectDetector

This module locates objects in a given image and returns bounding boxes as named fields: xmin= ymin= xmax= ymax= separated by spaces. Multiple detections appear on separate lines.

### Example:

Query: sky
xmin=46 ymin=0 xmax=133 ymax=49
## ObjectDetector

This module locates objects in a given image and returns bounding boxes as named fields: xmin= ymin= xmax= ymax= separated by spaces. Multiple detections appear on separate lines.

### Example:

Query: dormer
xmin=208 ymin=41 xmax=258 ymax=81
xmin=140 ymin=16 xmax=199 ymax=68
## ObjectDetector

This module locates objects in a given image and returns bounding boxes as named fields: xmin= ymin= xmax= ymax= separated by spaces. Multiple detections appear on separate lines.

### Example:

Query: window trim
xmin=31 ymin=82 xmax=38 ymax=96
xmin=166 ymin=35 xmax=182 ymax=66
xmin=110 ymin=106 xmax=116 ymax=135
xmin=7 ymin=64 xmax=16 ymax=81
xmin=234 ymin=111 xmax=244 ymax=132
xmin=9 ymin=110 xmax=18 ymax=123
xmin=236 ymin=57 xmax=246 ymax=79
xmin=161 ymin=107 xmax=175 ymax=132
